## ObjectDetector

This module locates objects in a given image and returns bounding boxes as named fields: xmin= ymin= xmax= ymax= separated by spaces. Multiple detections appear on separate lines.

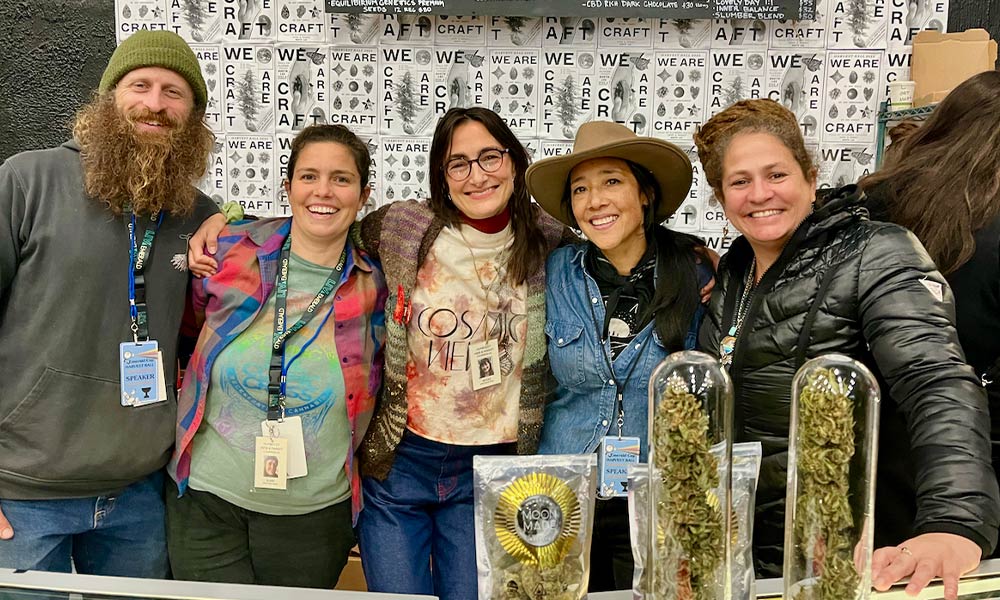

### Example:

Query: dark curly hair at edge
xmin=694 ymin=98 xmax=817 ymax=202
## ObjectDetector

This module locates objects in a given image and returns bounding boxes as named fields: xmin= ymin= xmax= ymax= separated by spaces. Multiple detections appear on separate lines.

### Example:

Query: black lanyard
xmin=585 ymin=274 xmax=649 ymax=439
xmin=267 ymin=235 xmax=347 ymax=421
xmin=126 ymin=209 xmax=163 ymax=343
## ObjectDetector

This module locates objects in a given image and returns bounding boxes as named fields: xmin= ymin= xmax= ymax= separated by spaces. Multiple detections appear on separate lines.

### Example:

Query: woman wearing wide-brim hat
xmin=528 ymin=121 xmax=714 ymax=591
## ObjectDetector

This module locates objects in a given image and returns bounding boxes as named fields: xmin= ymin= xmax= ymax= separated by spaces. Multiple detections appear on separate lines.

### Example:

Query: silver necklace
xmin=719 ymin=258 xmax=757 ymax=368
xmin=456 ymin=225 xmax=506 ymax=339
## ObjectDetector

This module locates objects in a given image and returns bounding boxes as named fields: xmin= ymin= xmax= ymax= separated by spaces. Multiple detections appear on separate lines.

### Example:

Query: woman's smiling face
xmin=443 ymin=120 xmax=515 ymax=220
xmin=284 ymin=141 xmax=369 ymax=246
xmin=719 ymin=131 xmax=816 ymax=255
xmin=569 ymin=157 xmax=648 ymax=263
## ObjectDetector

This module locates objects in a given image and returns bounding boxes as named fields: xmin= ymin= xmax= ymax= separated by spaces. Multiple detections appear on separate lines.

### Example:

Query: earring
xmin=722 ymin=223 xmax=730 ymax=239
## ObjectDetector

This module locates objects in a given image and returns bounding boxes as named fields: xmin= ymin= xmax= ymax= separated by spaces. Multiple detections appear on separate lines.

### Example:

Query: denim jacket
xmin=538 ymin=243 xmax=706 ymax=461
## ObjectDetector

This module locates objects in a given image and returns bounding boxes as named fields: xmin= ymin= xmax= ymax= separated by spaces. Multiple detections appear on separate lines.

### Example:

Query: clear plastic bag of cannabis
xmin=784 ymin=354 xmax=879 ymax=600
xmin=731 ymin=442 xmax=762 ymax=600
xmin=630 ymin=442 xmax=761 ymax=600
xmin=474 ymin=454 xmax=597 ymax=600
xmin=628 ymin=462 xmax=654 ymax=597
xmin=647 ymin=350 xmax=734 ymax=600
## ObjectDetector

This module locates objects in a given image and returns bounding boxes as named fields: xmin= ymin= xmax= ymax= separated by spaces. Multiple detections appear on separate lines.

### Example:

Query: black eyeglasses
xmin=444 ymin=148 xmax=510 ymax=181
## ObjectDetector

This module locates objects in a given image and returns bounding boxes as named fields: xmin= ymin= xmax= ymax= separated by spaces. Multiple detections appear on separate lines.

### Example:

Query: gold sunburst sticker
xmin=494 ymin=472 xmax=581 ymax=568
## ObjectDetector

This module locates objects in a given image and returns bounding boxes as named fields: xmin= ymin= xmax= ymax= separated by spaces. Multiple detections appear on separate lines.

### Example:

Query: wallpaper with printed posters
xmin=115 ymin=0 xmax=947 ymax=247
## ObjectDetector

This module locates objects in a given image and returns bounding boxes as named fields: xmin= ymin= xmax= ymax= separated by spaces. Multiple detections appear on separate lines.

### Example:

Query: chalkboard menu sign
xmin=324 ymin=0 xmax=815 ymax=19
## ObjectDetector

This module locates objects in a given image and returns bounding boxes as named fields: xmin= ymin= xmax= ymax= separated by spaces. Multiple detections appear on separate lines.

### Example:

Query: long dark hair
xmin=860 ymin=71 xmax=1000 ymax=274
xmin=428 ymin=107 xmax=545 ymax=285
xmin=560 ymin=158 xmax=703 ymax=350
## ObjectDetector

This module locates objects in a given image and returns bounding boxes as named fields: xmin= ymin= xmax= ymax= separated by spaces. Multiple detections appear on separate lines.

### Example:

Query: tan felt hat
xmin=526 ymin=121 xmax=692 ymax=226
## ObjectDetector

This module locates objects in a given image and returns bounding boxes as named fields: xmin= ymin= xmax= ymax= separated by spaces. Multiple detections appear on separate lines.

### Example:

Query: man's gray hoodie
xmin=0 ymin=140 xmax=217 ymax=499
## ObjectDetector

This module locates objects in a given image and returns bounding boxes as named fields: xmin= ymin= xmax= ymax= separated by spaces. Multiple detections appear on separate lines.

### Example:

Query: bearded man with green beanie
xmin=0 ymin=30 xmax=219 ymax=577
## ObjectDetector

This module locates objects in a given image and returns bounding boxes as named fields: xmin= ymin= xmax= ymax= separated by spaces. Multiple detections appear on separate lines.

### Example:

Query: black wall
xmin=0 ymin=0 xmax=116 ymax=160
xmin=1 ymin=0 xmax=997 ymax=161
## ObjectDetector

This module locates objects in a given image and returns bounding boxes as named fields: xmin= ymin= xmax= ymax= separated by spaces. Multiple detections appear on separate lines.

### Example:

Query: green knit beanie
xmin=99 ymin=31 xmax=207 ymax=109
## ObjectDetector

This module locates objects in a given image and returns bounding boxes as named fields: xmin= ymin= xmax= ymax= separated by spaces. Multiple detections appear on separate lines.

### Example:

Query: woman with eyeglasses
xmin=187 ymin=107 xmax=572 ymax=600
xmin=351 ymin=106 xmax=572 ymax=600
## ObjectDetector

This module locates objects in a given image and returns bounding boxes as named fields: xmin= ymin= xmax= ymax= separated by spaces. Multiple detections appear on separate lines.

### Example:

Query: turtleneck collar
xmin=460 ymin=205 xmax=511 ymax=234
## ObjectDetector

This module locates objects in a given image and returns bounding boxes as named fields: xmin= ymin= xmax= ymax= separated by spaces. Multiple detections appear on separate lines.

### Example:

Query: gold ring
xmin=900 ymin=546 xmax=913 ymax=557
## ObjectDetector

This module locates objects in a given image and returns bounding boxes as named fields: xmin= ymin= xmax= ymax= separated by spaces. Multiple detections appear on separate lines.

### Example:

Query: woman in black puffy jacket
xmin=694 ymin=98 xmax=999 ymax=600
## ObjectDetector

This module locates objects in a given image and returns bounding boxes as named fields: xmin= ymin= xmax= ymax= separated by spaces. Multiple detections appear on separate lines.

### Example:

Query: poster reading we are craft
xmin=117 ymin=0 xmax=947 ymax=238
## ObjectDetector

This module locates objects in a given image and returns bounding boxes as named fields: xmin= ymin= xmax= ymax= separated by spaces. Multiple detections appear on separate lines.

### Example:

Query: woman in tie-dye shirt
xmin=168 ymin=124 xmax=386 ymax=589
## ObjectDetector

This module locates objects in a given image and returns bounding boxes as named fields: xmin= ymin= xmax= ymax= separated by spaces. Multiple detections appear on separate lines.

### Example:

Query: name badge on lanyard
xmin=120 ymin=210 xmax=166 ymax=407
xmin=254 ymin=235 xmax=346 ymax=489
xmin=260 ymin=416 xmax=308 ymax=479
xmin=120 ymin=341 xmax=166 ymax=407
xmin=585 ymin=273 xmax=647 ymax=499
xmin=254 ymin=434 xmax=289 ymax=490
xmin=470 ymin=339 xmax=502 ymax=391
xmin=598 ymin=435 xmax=641 ymax=498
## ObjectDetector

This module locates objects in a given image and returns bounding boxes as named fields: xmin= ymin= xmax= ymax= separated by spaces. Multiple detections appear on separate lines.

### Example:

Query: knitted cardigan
xmin=356 ymin=200 xmax=571 ymax=479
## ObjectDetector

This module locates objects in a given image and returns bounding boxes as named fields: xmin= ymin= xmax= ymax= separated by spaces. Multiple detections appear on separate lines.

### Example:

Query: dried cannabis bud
xmin=495 ymin=561 xmax=584 ymax=600
xmin=652 ymin=374 xmax=724 ymax=600
xmin=793 ymin=367 xmax=860 ymax=600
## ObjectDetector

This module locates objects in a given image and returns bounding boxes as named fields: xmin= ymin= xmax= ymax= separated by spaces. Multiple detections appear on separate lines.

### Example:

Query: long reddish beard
xmin=73 ymin=93 xmax=215 ymax=217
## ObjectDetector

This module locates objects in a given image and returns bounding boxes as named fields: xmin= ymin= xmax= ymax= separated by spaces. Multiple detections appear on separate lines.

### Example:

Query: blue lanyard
xmin=126 ymin=210 xmax=163 ymax=343
xmin=266 ymin=235 xmax=347 ymax=421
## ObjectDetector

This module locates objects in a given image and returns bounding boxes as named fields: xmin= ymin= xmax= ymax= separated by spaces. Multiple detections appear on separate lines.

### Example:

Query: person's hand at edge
xmin=872 ymin=532 xmax=982 ymax=600
xmin=0 ymin=506 xmax=13 ymax=540
xmin=694 ymin=246 xmax=720 ymax=303
xmin=188 ymin=213 xmax=227 ymax=278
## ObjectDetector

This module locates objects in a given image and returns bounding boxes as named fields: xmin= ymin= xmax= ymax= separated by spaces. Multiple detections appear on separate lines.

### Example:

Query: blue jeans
xmin=357 ymin=431 xmax=513 ymax=600
xmin=0 ymin=472 xmax=168 ymax=578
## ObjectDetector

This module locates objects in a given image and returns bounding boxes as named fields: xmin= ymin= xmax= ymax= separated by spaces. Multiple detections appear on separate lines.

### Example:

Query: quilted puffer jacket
xmin=865 ymin=186 xmax=1000 ymax=480
xmin=700 ymin=185 xmax=1000 ymax=576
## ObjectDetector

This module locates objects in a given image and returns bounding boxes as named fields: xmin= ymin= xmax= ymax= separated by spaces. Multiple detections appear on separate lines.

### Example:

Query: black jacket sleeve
xmin=858 ymin=224 xmax=1000 ymax=554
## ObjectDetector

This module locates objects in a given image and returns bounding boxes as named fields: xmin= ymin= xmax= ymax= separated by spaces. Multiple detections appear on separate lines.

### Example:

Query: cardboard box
xmin=912 ymin=29 xmax=998 ymax=106
xmin=335 ymin=549 xmax=367 ymax=591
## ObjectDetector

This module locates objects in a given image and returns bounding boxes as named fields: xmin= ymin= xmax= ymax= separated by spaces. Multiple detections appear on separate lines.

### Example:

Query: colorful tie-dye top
xmin=405 ymin=223 xmax=527 ymax=445
xmin=189 ymin=252 xmax=351 ymax=515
